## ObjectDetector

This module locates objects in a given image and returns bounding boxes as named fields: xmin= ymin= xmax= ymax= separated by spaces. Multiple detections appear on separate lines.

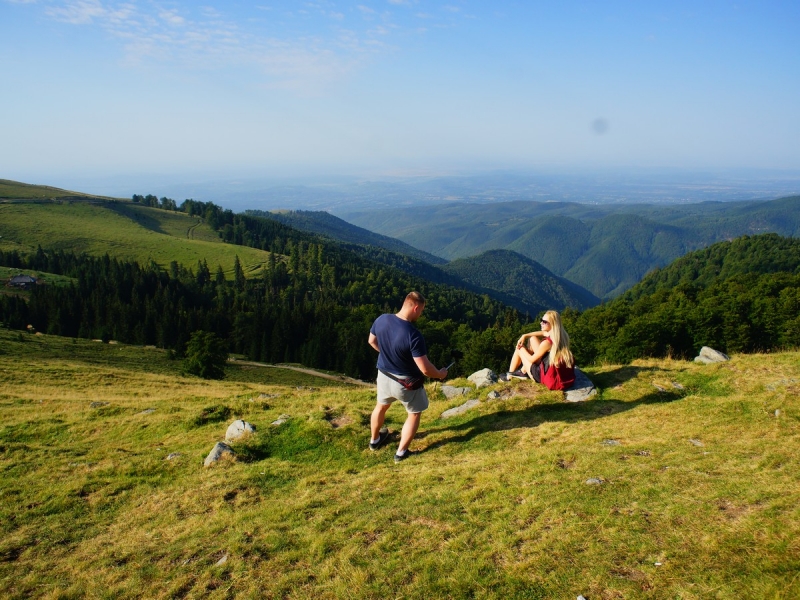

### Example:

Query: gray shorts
xmin=376 ymin=370 xmax=429 ymax=414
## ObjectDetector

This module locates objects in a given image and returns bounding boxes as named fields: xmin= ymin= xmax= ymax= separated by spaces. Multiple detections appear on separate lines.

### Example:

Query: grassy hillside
xmin=2 ymin=329 xmax=798 ymax=598
xmin=341 ymin=195 xmax=800 ymax=299
xmin=443 ymin=249 xmax=599 ymax=312
xmin=0 ymin=201 xmax=271 ymax=276
xmin=0 ymin=179 xmax=118 ymax=201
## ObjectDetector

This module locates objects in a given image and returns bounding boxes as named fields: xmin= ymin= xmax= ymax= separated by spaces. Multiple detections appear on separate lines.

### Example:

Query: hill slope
xmin=1 ymin=329 xmax=798 ymax=598
xmin=0 ymin=179 xmax=117 ymax=201
xmin=340 ymin=195 xmax=800 ymax=298
xmin=443 ymin=249 xmax=599 ymax=312
xmin=0 ymin=200 xmax=271 ymax=276
xmin=249 ymin=209 xmax=447 ymax=265
xmin=567 ymin=233 xmax=800 ymax=364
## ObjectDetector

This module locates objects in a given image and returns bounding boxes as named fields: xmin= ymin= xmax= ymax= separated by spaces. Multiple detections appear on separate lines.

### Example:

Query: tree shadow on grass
xmin=419 ymin=385 xmax=684 ymax=453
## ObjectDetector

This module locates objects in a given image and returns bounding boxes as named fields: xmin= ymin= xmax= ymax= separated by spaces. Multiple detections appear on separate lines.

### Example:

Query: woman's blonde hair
xmin=543 ymin=310 xmax=574 ymax=368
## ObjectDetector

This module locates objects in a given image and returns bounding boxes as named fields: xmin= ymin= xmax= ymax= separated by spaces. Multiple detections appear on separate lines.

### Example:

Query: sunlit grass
xmin=1 ymin=329 xmax=798 ymax=598
xmin=0 ymin=201 xmax=271 ymax=276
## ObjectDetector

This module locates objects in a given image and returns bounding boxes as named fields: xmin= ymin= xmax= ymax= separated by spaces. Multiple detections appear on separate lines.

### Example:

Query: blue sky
xmin=2 ymin=0 xmax=799 ymax=184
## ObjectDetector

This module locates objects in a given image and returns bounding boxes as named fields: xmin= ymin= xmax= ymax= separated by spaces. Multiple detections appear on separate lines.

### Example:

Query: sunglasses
xmin=540 ymin=319 xmax=549 ymax=325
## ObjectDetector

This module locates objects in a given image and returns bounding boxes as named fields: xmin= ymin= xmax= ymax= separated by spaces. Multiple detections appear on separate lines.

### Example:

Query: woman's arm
xmin=517 ymin=337 xmax=551 ymax=365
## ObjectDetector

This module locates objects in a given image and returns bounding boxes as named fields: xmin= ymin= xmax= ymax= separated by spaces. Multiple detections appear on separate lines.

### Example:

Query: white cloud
xmin=159 ymin=9 xmax=185 ymax=26
xmin=26 ymin=1 xmax=434 ymax=94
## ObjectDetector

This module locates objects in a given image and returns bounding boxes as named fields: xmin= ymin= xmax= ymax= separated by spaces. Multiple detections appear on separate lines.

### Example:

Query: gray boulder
xmin=468 ymin=368 xmax=496 ymax=388
xmin=204 ymin=442 xmax=234 ymax=467
xmin=440 ymin=399 xmax=480 ymax=419
xmin=694 ymin=346 xmax=730 ymax=364
xmin=564 ymin=368 xmax=597 ymax=402
xmin=271 ymin=414 xmax=290 ymax=426
xmin=225 ymin=419 xmax=256 ymax=442
xmin=441 ymin=385 xmax=471 ymax=399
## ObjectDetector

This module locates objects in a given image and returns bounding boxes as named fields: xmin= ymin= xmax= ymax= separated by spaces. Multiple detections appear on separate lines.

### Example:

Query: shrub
xmin=182 ymin=330 xmax=228 ymax=379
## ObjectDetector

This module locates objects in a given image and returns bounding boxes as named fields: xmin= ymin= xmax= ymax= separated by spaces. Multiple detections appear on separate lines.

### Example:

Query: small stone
xmin=271 ymin=414 xmax=290 ymax=425
xmin=688 ymin=438 xmax=704 ymax=447
xmin=225 ymin=419 xmax=256 ymax=442
xmin=774 ymin=409 xmax=781 ymax=417
xmin=138 ymin=408 xmax=155 ymax=415
xmin=90 ymin=401 xmax=109 ymax=408
xmin=653 ymin=383 xmax=667 ymax=392
xmin=166 ymin=453 xmax=182 ymax=460
xmin=440 ymin=399 xmax=480 ymax=419
xmin=601 ymin=439 xmax=620 ymax=446
xmin=441 ymin=385 xmax=470 ymax=399
xmin=671 ymin=381 xmax=684 ymax=390
xmin=586 ymin=478 xmax=604 ymax=485
xmin=486 ymin=390 xmax=500 ymax=400
xmin=215 ymin=554 xmax=228 ymax=566
xmin=468 ymin=368 xmax=496 ymax=388
xmin=204 ymin=442 xmax=234 ymax=467
xmin=654 ymin=562 xmax=662 ymax=566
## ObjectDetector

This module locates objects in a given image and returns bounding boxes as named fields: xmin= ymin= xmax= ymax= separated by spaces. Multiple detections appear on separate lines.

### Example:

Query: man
xmin=368 ymin=291 xmax=448 ymax=462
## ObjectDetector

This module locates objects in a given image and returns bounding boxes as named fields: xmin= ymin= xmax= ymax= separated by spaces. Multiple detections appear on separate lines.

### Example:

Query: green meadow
xmin=0 ymin=201 xmax=271 ymax=277
xmin=1 ymin=328 xmax=798 ymax=598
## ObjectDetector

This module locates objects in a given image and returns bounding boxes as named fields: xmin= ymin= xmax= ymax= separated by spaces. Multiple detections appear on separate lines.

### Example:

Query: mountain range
xmin=339 ymin=195 xmax=800 ymax=299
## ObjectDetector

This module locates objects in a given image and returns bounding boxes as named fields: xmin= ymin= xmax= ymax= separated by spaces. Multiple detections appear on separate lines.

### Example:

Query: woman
xmin=506 ymin=310 xmax=576 ymax=390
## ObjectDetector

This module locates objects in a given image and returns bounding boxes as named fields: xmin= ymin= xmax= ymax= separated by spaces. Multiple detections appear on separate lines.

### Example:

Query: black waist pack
xmin=379 ymin=369 xmax=424 ymax=390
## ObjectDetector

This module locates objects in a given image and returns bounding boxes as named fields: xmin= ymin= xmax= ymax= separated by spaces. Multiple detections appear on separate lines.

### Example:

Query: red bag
xmin=540 ymin=361 xmax=576 ymax=391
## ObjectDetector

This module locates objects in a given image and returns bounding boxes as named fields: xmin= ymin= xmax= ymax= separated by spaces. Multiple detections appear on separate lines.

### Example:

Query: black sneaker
xmin=369 ymin=428 xmax=390 ymax=451
xmin=508 ymin=369 xmax=528 ymax=379
xmin=394 ymin=449 xmax=419 ymax=463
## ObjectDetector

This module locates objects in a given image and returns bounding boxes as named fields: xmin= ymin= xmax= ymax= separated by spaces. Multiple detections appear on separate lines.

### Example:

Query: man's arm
xmin=368 ymin=332 xmax=380 ymax=353
xmin=414 ymin=355 xmax=447 ymax=380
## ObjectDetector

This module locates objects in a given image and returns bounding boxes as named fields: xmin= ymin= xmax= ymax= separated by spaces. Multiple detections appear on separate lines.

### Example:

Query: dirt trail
xmin=230 ymin=359 xmax=374 ymax=387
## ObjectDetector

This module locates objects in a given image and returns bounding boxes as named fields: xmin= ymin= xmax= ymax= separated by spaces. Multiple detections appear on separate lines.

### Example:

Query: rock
xmin=486 ymin=390 xmax=500 ymax=400
xmin=564 ymin=368 xmax=597 ymax=402
xmin=653 ymin=383 xmax=667 ymax=392
xmin=601 ymin=439 xmax=620 ymax=446
xmin=271 ymin=414 xmax=290 ymax=426
xmin=586 ymin=478 xmax=604 ymax=485
xmin=468 ymin=368 xmax=496 ymax=388
xmin=90 ymin=401 xmax=109 ymax=408
xmin=138 ymin=408 xmax=155 ymax=415
xmin=695 ymin=346 xmax=730 ymax=363
xmin=215 ymin=554 xmax=228 ymax=566
xmin=688 ymin=438 xmax=704 ymax=447
xmin=440 ymin=399 xmax=480 ymax=419
xmin=204 ymin=442 xmax=234 ymax=467
xmin=671 ymin=381 xmax=685 ymax=390
xmin=165 ymin=452 xmax=182 ymax=460
xmin=441 ymin=385 xmax=470 ymax=399
xmin=225 ymin=419 xmax=256 ymax=441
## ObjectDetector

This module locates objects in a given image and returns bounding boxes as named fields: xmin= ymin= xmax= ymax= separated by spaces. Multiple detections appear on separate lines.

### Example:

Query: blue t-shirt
xmin=370 ymin=313 xmax=427 ymax=377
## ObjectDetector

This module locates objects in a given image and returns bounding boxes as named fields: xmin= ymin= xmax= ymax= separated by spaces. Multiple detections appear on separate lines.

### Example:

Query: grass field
xmin=0 ymin=201 xmax=271 ymax=277
xmin=1 ymin=329 xmax=798 ymax=598
xmin=0 ymin=179 xmax=114 ymax=201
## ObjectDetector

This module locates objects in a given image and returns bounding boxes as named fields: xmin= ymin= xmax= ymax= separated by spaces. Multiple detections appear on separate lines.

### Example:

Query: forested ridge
xmin=565 ymin=234 xmax=800 ymax=365
xmin=3 ymin=193 xmax=799 ymax=376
